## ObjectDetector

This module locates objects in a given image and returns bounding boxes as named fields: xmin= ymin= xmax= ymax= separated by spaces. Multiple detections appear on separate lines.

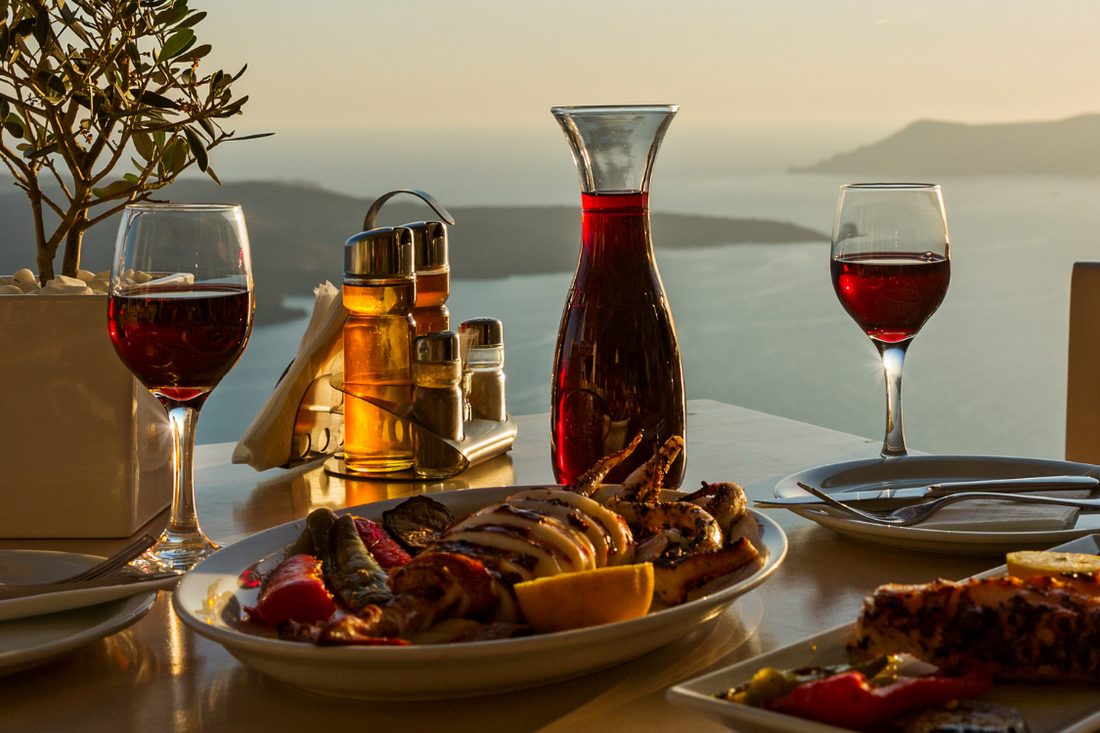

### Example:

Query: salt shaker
xmin=459 ymin=318 xmax=506 ymax=421
xmin=412 ymin=330 xmax=465 ymax=477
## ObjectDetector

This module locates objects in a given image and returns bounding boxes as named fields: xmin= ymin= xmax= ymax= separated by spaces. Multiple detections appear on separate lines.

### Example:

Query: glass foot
xmin=131 ymin=530 xmax=220 ymax=574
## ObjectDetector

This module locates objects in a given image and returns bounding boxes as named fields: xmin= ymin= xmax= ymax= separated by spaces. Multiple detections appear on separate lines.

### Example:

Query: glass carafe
xmin=550 ymin=105 xmax=686 ymax=487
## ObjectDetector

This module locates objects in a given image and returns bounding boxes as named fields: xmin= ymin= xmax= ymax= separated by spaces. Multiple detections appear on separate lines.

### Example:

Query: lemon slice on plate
xmin=1006 ymin=550 xmax=1100 ymax=579
xmin=514 ymin=563 xmax=654 ymax=633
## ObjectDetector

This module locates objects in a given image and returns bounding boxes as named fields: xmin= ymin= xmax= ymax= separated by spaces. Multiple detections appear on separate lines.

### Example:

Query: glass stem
xmin=876 ymin=340 xmax=911 ymax=458
xmin=166 ymin=405 xmax=201 ymax=539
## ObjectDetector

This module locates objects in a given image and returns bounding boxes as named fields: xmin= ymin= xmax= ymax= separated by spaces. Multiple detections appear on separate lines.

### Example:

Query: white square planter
xmin=0 ymin=294 xmax=172 ymax=537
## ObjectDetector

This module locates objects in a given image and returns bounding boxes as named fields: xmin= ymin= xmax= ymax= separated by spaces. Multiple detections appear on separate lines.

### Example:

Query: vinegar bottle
xmin=408 ymin=221 xmax=451 ymax=336
xmin=549 ymin=105 xmax=686 ymax=487
xmin=342 ymin=226 xmax=416 ymax=473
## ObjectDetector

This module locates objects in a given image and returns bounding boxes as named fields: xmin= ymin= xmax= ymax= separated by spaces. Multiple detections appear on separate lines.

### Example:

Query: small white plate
xmin=774 ymin=455 xmax=1100 ymax=554
xmin=0 ymin=550 xmax=158 ymax=676
xmin=667 ymin=534 xmax=1100 ymax=733
xmin=173 ymin=486 xmax=788 ymax=700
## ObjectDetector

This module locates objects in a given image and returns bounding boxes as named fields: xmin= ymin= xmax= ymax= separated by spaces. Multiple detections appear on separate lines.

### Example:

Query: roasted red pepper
xmin=354 ymin=517 xmax=412 ymax=569
xmin=767 ymin=668 xmax=994 ymax=729
xmin=245 ymin=554 xmax=337 ymax=627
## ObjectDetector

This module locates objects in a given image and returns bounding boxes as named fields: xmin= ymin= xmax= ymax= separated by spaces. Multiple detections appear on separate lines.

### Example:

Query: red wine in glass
xmin=108 ymin=284 xmax=253 ymax=405
xmin=831 ymin=183 xmax=951 ymax=458
xmin=831 ymin=252 xmax=950 ymax=344
xmin=110 ymin=202 xmax=253 ymax=572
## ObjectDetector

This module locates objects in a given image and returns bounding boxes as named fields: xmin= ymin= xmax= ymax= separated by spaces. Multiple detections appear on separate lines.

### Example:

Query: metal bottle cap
xmin=344 ymin=227 xmax=414 ymax=282
xmin=459 ymin=318 xmax=503 ymax=347
xmin=415 ymin=330 xmax=460 ymax=363
xmin=407 ymin=221 xmax=448 ymax=270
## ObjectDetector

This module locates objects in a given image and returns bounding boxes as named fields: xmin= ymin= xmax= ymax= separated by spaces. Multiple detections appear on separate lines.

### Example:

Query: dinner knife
xmin=754 ymin=475 xmax=1100 ymax=508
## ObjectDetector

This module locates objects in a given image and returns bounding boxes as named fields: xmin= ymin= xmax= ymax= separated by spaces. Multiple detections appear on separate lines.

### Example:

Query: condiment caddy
xmin=289 ymin=190 xmax=515 ymax=480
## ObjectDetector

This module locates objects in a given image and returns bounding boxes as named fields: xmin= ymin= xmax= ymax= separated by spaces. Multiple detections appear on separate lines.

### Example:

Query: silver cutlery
xmin=54 ymin=534 xmax=158 ymax=584
xmin=793 ymin=482 xmax=1100 ymax=527
xmin=755 ymin=475 xmax=1099 ymax=509
xmin=0 ymin=571 xmax=181 ymax=601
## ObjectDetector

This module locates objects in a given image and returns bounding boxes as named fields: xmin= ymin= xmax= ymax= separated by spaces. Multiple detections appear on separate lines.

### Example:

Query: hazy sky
xmin=191 ymin=1 xmax=1100 ymax=200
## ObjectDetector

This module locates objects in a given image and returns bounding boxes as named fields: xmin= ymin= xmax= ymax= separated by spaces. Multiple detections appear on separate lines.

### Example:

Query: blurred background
xmin=7 ymin=1 xmax=1100 ymax=457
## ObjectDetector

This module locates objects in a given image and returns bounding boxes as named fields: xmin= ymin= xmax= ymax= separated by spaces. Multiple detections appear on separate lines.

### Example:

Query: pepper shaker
xmin=412 ymin=330 xmax=465 ymax=477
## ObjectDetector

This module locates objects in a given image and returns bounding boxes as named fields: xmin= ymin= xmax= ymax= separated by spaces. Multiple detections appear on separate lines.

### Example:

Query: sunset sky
xmin=195 ymin=1 xmax=1100 ymax=201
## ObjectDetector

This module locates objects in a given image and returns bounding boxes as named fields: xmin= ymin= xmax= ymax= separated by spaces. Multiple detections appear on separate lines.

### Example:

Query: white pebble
xmin=131 ymin=271 xmax=152 ymax=284
xmin=41 ymin=276 xmax=93 ymax=295
xmin=0 ymin=277 xmax=11 ymax=286
xmin=13 ymin=268 xmax=36 ymax=284
xmin=94 ymin=270 xmax=110 ymax=280
xmin=77 ymin=269 xmax=96 ymax=283
xmin=16 ymin=280 xmax=39 ymax=293
xmin=0 ymin=284 xmax=23 ymax=294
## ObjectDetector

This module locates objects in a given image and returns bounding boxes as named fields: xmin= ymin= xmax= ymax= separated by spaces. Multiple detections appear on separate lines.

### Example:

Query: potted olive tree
xmin=0 ymin=0 xmax=259 ymax=537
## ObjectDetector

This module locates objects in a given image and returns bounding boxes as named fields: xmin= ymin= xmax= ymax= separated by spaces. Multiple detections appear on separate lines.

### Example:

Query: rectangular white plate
xmin=667 ymin=534 xmax=1100 ymax=733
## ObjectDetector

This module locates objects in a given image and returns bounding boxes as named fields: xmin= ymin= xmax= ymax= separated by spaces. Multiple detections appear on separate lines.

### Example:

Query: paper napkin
xmin=233 ymin=282 xmax=346 ymax=470
xmin=918 ymin=489 xmax=1091 ymax=531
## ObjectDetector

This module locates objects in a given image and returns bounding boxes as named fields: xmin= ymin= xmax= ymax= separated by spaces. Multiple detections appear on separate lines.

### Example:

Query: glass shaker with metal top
xmin=361 ymin=190 xmax=456 ymax=337
xmin=459 ymin=318 xmax=506 ymax=422
xmin=408 ymin=221 xmax=450 ymax=335
xmin=342 ymin=226 xmax=416 ymax=474
xmin=412 ymin=330 xmax=465 ymax=477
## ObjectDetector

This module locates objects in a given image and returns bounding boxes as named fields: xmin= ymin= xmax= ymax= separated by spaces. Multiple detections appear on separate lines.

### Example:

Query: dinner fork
xmin=795 ymin=483 xmax=1100 ymax=527
xmin=55 ymin=534 xmax=158 ymax=583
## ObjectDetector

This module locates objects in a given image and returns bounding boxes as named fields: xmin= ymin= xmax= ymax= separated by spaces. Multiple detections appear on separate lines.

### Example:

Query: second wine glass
xmin=108 ymin=203 xmax=254 ymax=572
xmin=831 ymin=183 xmax=950 ymax=458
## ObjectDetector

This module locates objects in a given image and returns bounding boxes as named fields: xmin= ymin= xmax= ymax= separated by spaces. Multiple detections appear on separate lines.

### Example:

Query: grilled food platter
xmin=667 ymin=534 xmax=1100 ymax=733
xmin=173 ymin=485 xmax=788 ymax=700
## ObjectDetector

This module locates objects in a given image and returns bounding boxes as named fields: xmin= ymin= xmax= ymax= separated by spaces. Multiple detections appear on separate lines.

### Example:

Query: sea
xmin=200 ymin=172 xmax=1100 ymax=462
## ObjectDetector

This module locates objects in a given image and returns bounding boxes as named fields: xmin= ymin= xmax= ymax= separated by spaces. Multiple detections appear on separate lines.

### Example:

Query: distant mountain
xmin=0 ymin=180 xmax=825 ymax=324
xmin=793 ymin=114 xmax=1100 ymax=175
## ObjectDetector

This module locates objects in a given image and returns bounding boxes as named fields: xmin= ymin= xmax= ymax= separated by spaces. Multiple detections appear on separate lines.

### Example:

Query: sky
xmin=190 ymin=0 xmax=1100 ymax=202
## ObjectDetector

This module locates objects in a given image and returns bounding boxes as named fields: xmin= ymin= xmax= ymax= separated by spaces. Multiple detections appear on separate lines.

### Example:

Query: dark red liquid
xmin=108 ymin=284 xmax=253 ymax=406
xmin=831 ymin=252 xmax=950 ymax=343
xmin=551 ymin=192 xmax=686 ymax=487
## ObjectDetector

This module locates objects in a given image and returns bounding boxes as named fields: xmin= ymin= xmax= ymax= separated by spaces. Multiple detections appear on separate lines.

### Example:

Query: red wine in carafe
xmin=831 ymin=252 xmax=950 ymax=343
xmin=551 ymin=192 xmax=686 ymax=487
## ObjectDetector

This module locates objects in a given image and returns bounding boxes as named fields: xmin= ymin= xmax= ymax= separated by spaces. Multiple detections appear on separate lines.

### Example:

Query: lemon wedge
xmin=1006 ymin=550 xmax=1100 ymax=580
xmin=514 ymin=563 xmax=654 ymax=633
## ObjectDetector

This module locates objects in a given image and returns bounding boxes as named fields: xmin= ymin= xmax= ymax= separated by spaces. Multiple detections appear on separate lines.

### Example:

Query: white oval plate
xmin=173 ymin=486 xmax=788 ymax=700
xmin=667 ymin=534 xmax=1100 ymax=733
xmin=775 ymin=456 xmax=1100 ymax=554
xmin=0 ymin=550 xmax=158 ymax=676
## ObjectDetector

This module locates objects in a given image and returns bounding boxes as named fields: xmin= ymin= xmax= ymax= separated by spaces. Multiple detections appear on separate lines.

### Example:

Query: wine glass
xmin=831 ymin=184 xmax=950 ymax=458
xmin=109 ymin=203 xmax=254 ymax=572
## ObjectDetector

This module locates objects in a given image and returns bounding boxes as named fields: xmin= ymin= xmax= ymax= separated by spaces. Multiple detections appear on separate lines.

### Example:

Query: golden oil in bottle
xmin=343 ymin=227 xmax=416 ymax=473
xmin=408 ymin=222 xmax=450 ymax=336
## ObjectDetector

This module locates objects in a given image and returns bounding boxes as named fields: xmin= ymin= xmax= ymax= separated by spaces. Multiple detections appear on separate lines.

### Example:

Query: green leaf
xmin=153 ymin=6 xmax=186 ymax=26
xmin=4 ymin=113 xmax=25 ymax=139
xmin=225 ymin=131 xmax=273 ymax=142
xmin=123 ymin=173 xmax=140 ymax=183
xmin=132 ymin=131 xmax=154 ymax=160
xmin=176 ymin=11 xmax=206 ymax=29
xmin=0 ymin=99 xmax=7 ymax=118
xmin=0 ymin=21 xmax=9 ymax=58
xmin=24 ymin=141 xmax=59 ymax=159
xmin=205 ymin=165 xmax=222 ymax=186
xmin=231 ymin=63 xmax=247 ymax=81
xmin=33 ymin=8 xmax=48 ymax=47
xmin=182 ymin=125 xmax=207 ymax=171
xmin=138 ymin=89 xmax=179 ymax=109
xmin=173 ymin=43 xmax=209 ymax=62
xmin=157 ymin=28 xmax=193 ymax=61
xmin=92 ymin=179 xmax=136 ymax=198
xmin=197 ymin=116 xmax=215 ymax=138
